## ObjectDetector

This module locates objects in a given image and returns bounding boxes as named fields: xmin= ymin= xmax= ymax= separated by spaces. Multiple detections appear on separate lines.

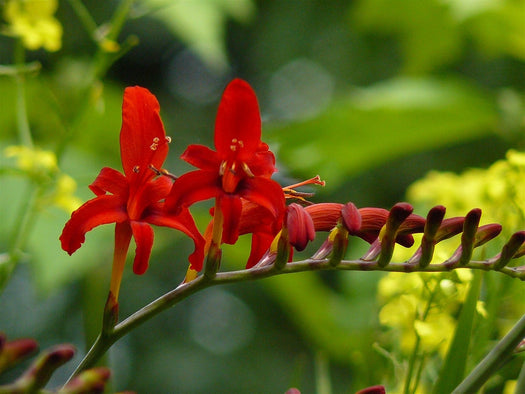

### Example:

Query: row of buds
xmin=255 ymin=202 xmax=525 ymax=277
xmin=0 ymin=333 xmax=113 ymax=393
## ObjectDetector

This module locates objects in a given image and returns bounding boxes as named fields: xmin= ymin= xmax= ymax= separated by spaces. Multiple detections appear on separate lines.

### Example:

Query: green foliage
xmin=140 ymin=0 xmax=255 ymax=70
xmin=268 ymin=77 xmax=498 ymax=189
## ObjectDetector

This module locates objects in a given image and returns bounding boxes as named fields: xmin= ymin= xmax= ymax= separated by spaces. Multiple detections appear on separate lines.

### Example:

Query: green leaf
xmin=432 ymin=270 xmax=482 ymax=394
xmin=267 ymin=77 xmax=498 ymax=190
xmin=141 ymin=0 xmax=256 ymax=70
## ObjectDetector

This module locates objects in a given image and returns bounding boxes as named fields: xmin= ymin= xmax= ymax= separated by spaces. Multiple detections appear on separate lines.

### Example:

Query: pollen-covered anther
xmin=133 ymin=165 xmax=140 ymax=173
xmin=242 ymin=162 xmax=255 ymax=177
xmin=165 ymin=136 xmax=172 ymax=143
xmin=150 ymin=137 xmax=160 ymax=151
xmin=229 ymin=138 xmax=244 ymax=151
xmin=219 ymin=160 xmax=227 ymax=176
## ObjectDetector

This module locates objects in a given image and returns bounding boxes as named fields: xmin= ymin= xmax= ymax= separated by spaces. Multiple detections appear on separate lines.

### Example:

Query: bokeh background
xmin=1 ymin=0 xmax=524 ymax=392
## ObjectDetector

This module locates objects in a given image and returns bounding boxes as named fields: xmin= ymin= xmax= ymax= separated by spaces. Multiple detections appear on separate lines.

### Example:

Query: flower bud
xmin=0 ymin=335 xmax=38 ymax=373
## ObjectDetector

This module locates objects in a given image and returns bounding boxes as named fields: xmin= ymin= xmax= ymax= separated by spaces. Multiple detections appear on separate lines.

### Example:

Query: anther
xmin=219 ymin=161 xmax=227 ymax=176
xmin=165 ymin=136 xmax=172 ymax=143
xmin=148 ymin=164 xmax=178 ymax=180
xmin=242 ymin=162 xmax=255 ymax=177
xmin=153 ymin=137 xmax=160 ymax=143
xmin=150 ymin=143 xmax=158 ymax=151
xmin=133 ymin=165 xmax=140 ymax=173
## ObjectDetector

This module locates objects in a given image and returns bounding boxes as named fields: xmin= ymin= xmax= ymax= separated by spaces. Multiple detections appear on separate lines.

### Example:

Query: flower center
xmin=219 ymin=160 xmax=254 ymax=193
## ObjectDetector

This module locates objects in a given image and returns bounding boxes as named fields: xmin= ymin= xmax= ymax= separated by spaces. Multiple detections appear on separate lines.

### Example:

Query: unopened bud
xmin=419 ymin=205 xmax=446 ymax=267
xmin=474 ymin=224 xmax=502 ymax=247
xmin=341 ymin=202 xmax=361 ymax=233
xmin=356 ymin=385 xmax=386 ymax=394
xmin=0 ymin=335 xmax=38 ymax=373
xmin=377 ymin=203 xmax=413 ymax=267
xmin=61 ymin=367 xmax=111 ymax=394
xmin=493 ymin=231 xmax=525 ymax=270
xmin=15 ymin=345 xmax=75 ymax=392
xmin=459 ymin=208 xmax=481 ymax=266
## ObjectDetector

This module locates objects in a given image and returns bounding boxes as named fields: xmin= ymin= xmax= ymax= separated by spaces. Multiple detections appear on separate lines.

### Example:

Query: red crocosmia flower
xmin=165 ymin=79 xmax=285 ymax=246
xmin=60 ymin=86 xmax=204 ymax=300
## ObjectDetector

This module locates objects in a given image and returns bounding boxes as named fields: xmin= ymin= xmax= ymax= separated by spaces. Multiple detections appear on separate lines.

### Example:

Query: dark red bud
xmin=342 ymin=202 xmax=362 ymax=233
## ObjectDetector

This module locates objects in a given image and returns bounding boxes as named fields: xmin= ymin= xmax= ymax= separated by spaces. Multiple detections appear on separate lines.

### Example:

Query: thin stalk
xmin=453 ymin=313 xmax=525 ymax=393
xmin=515 ymin=359 xmax=525 ymax=394
xmin=65 ymin=0 xmax=99 ymax=39
xmin=404 ymin=281 xmax=438 ymax=394
xmin=68 ymin=256 xmax=525 ymax=379
xmin=13 ymin=41 xmax=32 ymax=148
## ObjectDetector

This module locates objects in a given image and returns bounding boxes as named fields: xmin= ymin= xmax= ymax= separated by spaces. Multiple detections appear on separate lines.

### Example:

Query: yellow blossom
xmin=4 ymin=145 xmax=57 ymax=174
xmin=4 ymin=0 xmax=62 ymax=52
xmin=52 ymin=174 xmax=82 ymax=213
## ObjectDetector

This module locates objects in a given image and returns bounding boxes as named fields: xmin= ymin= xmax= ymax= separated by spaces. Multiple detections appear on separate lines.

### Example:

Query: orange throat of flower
xmin=220 ymin=160 xmax=254 ymax=193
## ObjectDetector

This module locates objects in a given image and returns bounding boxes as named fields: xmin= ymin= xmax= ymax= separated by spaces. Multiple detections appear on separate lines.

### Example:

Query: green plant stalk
xmin=13 ymin=41 xmax=32 ymax=148
xmin=65 ymin=0 xmax=99 ymax=39
xmin=315 ymin=351 xmax=332 ymax=394
xmin=403 ymin=280 xmax=438 ymax=394
xmin=453 ymin=313 xmax=525 ymax=393
xmin=67 ymin=254 xmax=525 ymax=380
xmin=1 ymin=41 xmax=40 ymax=292
xmin=56 ymin=0 xmax=137 ymax=161
xmin=515 ymin=359 xmax=525 ymax=394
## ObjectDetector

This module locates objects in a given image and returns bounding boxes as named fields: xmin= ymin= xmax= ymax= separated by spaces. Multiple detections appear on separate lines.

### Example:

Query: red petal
xmin=239 ymin=177 xmax=285 ymax=219
xmin=238 ymin=201 xmax=278 ymax=235
xmin=145 ymin=206 xmax=206 ymax=272
xmin=220 ymin=194 xmax=243 ymax=245
xmin=120 ymin=86 xmax=169 ymax=182
xmin=305 ymin=203 xmax=344 ymax=231
xmin=130 ymin=221 xmax=154 ymax=275
xmin=89 ymin=167 xmax=129 ymax=197
xmin=164 ymin=170 xmax=219 ymax=214
xmin=60 ymin=195 xmax=128 ymax=254
xmin=214 ymin=79 xmax=262 ymax=161
xmin=248 ymin=149 xmax=278 ymax=178
xmin=181 ymin=144 xmax=221 ymax=170
xmin=246 ymin=231 xmax=275 ymax=268
xmin=127 ymin=175 xmax=172 ymax=220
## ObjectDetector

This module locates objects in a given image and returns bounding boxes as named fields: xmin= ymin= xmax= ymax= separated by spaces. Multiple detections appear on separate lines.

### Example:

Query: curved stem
xmin=453 ymin=313 xmax=525 ymax=393
xmin=68 ymin=255 xmax=524 ymax=379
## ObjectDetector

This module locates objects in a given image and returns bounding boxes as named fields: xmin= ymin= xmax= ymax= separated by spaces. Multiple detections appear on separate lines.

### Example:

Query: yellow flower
xmin=4 ymin=0 xmax=62 ymax=51
xmin=52 ymin=174 xmax=82 ymax=213
xmin=4 ymin=145 xmax=82 ymax=213
xmin=4 ymin=145 xmax=57 ymax=174
xmin=408 ymin=150 xmax=525 ymax=234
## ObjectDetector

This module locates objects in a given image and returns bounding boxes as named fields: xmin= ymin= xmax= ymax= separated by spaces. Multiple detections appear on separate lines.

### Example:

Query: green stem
xmin=1 ymin=186 xmax=40 ymax=292
xmin=453 ymin=313 xmax=525 ymax=393
xmin=515 ymin=359 xmax=525 ymax=394
xmin=67 ymin=256 xmax=525 ymax=380
xmin=65 ymin=0 xmax=99 ymax=39
xmin=13 ymin=41 xmax=32 ymax=148
xmin=404 ymin=281 xmax=438 ymax=394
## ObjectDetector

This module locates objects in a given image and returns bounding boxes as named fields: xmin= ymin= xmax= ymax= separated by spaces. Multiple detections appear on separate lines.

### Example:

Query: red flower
xmin=60 ymin=86 xmax=204 ymax=299
xmin=165 ymin=79 xmax=285 ymax=245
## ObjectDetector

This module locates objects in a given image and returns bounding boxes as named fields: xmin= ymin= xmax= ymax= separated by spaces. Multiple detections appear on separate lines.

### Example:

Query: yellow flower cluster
xmin=4 ymin=145 xmax=82 ymax=213
xmin=3 ymin=0 xmax=62 ymax=52
xmin=378 ymin=270 xmax=473 ymax=357
xmin=408 ymin=150 xmax=525 ymax=233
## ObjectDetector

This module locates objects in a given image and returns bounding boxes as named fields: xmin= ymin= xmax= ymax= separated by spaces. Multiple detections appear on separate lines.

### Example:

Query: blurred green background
xmin=0 ymin=0 xmax=524 ymax=392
